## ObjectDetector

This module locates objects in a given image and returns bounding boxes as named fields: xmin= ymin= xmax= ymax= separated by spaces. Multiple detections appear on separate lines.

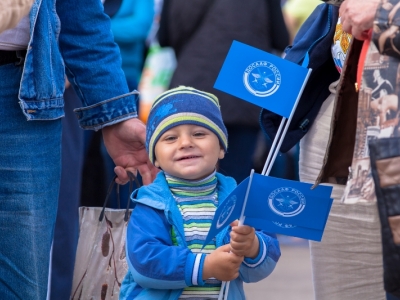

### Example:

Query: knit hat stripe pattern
xmin=146 ymin=86 xmax=228 ymax=164
xmin=148 ymin=112 xmax=228 ymax=163
xmin=151 ymin=88 xmax=220 ymax=110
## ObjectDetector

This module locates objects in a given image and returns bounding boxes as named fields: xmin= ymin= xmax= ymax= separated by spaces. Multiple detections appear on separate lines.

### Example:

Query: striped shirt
xmin=165 ymin=172 xmax=222 ymax=299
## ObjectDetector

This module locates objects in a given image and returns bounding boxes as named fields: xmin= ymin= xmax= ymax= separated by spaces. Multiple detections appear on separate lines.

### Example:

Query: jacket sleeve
xmin=126 ymin=203 xmax=205 ymax=289
xmin=373 ymin=0 xmax=400 ymax=60
xmin=238 ymin=231 xmax=281 ymax=283
xmin=0 ymin=0 xmax=33 ymax=33
xmin=56 ymin=0 xmax=138 ymax=129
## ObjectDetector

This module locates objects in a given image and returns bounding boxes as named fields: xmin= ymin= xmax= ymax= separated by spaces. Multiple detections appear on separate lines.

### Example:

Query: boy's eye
xmin=163 ymin=135 xmax=177 ymax=141
xmin=193 ymin=132 xmax=206 ymax=137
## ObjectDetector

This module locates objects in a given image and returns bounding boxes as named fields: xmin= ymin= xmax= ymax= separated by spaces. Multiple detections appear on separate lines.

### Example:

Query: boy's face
xmin=154 ymin=124 xmax=225 ymax=180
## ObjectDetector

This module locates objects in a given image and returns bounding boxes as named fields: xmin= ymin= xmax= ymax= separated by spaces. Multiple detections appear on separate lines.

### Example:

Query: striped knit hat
xmin=146 ymin=86 xmax=228 ymax=164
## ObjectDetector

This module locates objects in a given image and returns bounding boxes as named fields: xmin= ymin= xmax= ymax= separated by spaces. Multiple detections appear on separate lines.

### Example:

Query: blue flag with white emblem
xmin=214 ymin=40 xmax=309 ymax=118
xmin=203 ymin=174 xmax=333 ymax=247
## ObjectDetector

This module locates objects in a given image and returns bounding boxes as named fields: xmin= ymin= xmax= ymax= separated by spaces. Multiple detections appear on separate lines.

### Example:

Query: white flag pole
xmin=262 ymin=68 xmax=313 ymax=176
xmin=219 ymin=170 xmax=255 ymax=300
xmin=261 ymin=117 xmax=287 ymax=175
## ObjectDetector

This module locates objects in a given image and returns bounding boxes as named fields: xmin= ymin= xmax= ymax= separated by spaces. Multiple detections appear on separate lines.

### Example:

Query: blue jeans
xmin=0 ymin=63 xmax=62 ymax=299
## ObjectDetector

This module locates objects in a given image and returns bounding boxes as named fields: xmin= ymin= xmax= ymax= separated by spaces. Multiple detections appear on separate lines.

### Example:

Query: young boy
xmin=120 ymin=86 xmax=280 ymax=299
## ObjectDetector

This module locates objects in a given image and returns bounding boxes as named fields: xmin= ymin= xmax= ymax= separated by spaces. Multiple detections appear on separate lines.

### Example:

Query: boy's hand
xmin=229 ymin=220 xmax=260 ymax=259
xmin=202 ymin=245 xmax=243 ymax=281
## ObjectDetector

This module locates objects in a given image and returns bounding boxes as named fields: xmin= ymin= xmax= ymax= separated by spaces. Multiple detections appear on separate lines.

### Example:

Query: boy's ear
xmin=218 ymin=148 xmax=225 ymax=159
xmin=154 ymin=160 xmax=160 ymax=168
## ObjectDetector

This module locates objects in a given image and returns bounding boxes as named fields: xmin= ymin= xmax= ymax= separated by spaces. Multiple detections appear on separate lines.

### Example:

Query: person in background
xmin=51 ymin=2 xmax=155 ymax=298
xmin=158 ymin=0 xmax=289 ymax=184
xmin=49 ymin=80 xmax=84 ymax=300
xmin=81 ymin=0 xmax=154 ymax=209
xmin=0 ymin=0 xmax=33 ymax=33
xmin=260 ymin=0 xmax=400 ymax=298
xmin=120 ymin=86 xmax=280 ymax=299
xmin=0 ymin=0 xmax=157 ymax=299
xmin=283 ymin=0 xmax=321 ymax=42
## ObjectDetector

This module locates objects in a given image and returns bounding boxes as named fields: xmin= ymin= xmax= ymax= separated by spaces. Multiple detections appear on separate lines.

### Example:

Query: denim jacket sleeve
xmin=56 ymin=0 xmax=138 ymax=130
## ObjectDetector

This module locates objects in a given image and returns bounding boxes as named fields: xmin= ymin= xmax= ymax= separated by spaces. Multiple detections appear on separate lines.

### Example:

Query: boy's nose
xmin=179 ymin=134 xmax=194 ymax=148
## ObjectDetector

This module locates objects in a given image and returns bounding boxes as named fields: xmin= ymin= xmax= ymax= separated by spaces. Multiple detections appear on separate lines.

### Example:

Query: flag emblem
xmin=243 ymin=61 xmax=281 ymax=97
xmin=268 ymin=187 xmax=306 ymax=217
xmin=216 ymin=195 xmax=237 ymax=229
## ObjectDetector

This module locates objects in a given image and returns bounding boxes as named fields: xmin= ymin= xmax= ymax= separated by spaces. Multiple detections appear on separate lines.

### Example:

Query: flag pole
xmin=262 ymin=68 xmax=313 ymax=176
xmin=261 ymin=118 xmax=287 ymax=175
xmin=219 ymin=170 xmax=255 ymax=300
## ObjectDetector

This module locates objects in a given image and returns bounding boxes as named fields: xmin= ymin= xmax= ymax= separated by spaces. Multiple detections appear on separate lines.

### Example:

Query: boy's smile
xmin=154 ymin=124 xmax=225 ymax=180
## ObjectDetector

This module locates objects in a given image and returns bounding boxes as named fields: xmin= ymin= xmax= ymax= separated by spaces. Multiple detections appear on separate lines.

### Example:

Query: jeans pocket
xmin=369 ymin=137 xmax=400 ymax=297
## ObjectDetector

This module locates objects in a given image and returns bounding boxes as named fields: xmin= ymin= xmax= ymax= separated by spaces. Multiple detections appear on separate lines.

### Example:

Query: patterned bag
xmin=70 ymin=173 xmax=139 ymax=300
xmin=369 ymin=137 xmax=400 ymax=297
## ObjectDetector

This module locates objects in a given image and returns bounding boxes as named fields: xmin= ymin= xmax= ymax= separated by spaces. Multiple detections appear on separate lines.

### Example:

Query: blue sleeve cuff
xmin=184 ymin=253 xmax=206 ymax=286
xmin=184 ymin=252 xmax=196 ymax=286
xmin=243 ymin=233 xmax=266 ymax=268
xmin=196 ymin=254 xmax=206 ymax=286
xmin=74 ymin=91 xmax=139 ymax=131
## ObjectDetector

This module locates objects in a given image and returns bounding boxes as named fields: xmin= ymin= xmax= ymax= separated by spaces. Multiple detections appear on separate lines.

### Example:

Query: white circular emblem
xmin=243 ymin=61 xmax=281 ymax=97
xmin=268 ymin=187 xmax=306 ymax=217
xmin=216 ymin=195 xmax=236 ymax=229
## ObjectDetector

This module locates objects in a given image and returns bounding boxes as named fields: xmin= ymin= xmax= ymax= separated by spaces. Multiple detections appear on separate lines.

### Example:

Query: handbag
xmin=70 ymin=173 xmax=140 ymax=300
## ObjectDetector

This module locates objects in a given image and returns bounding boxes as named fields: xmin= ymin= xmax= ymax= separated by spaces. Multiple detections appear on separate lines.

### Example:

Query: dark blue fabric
xmin=218 ymin=125 xmax=259 ymax=183
xmin=50 ymin=87 xmax=84 ymax=300
xmin=103 ymin=0 xmax=123 ymax=17
xmin=259 ymin=3 xmax=340 ymax=153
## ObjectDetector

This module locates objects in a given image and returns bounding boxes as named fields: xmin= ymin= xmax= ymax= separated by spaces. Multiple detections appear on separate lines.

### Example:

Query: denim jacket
xmin=20 ymin=0 xmax=138 ymax=130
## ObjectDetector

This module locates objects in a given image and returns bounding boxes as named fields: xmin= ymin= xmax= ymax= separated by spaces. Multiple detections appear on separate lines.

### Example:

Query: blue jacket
xmin=21 ymin=0 xmax=138 ymax=130
xmin=120 ymin=172 xmax=280 ymax=300
xmin=110 ymin=0 xmax=154 ymax=84
xmin=260 ymin=3 xmax=340 ymax=152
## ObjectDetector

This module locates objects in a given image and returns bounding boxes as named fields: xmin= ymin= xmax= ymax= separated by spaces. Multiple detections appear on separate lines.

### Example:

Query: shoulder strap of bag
xmin=356 ymin=29 xmax=373 ymax=92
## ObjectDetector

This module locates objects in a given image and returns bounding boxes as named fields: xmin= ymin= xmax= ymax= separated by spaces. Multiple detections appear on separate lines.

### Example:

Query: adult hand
xmin=202 ymin=244 xmax=244 ymax=281
xmin=102 ymin=118 xmax=159 ymax=185
xmin=339 ymin=0 xmax=380 ymax=40
xmin=229 ymin=220 xmax=259 ymax=259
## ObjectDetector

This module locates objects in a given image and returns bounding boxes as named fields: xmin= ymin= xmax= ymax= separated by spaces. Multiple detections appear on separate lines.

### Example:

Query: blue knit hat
xmin=146 ymin=86 xmax=228 ymax=164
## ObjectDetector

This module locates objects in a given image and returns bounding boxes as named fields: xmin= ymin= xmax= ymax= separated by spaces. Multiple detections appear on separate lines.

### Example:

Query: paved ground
xmin=244 ymin=240 xmax=314 ymax=300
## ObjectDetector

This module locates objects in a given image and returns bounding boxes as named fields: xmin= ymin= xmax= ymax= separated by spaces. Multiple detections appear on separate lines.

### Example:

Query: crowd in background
xmin=47 ymin=0 xmax=318 ymax=298
xmin=3 ymin=0 xmax=398 ymax=299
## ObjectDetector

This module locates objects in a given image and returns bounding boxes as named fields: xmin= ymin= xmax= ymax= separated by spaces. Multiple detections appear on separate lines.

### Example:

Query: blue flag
xmin=214 ymin=40 xmax=309 ymax=118
xmin=203 ymin=174 xmax=333 ymax=246
xmin=203 ymin=177 xmax=250 ymax=247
